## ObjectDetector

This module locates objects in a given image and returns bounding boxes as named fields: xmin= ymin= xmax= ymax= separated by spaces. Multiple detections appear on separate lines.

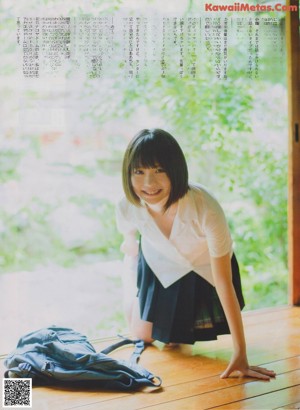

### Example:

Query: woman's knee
xmin=130 ymin=322 xmax=154 ymax=343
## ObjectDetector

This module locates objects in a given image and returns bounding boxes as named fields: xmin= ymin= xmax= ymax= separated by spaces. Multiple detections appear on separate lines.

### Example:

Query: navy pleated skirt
xmin=137 ymin=250 xmax=245 ymax=344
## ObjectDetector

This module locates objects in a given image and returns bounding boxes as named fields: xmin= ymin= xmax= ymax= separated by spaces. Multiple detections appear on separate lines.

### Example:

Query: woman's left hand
xmin=220 ymin=354 xmax=276 ymax=380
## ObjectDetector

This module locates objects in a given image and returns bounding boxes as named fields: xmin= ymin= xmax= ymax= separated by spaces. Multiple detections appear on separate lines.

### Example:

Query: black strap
xmin=100 ymin=335 xmax=145 ymax=364
xmin=100 ymin=336 xmax=162 ymax=387
xmin=129 ymin=340 xmax=145 ymax=365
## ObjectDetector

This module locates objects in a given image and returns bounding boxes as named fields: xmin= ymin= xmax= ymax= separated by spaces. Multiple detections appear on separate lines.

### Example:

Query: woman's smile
xmin=142 ymin=189 xmax=162 ymax=196
xmin=131 ymin=166 xmax=171 ymax=205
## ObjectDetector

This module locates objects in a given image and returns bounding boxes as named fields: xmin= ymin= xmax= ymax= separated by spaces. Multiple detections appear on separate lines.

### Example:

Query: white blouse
xmin=116 ymin=184 xmax=233 ymax=288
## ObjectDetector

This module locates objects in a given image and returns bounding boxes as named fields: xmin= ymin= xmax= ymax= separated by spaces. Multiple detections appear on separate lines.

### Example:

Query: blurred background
xmin=0 ymin=0 xmax=288 ymax=353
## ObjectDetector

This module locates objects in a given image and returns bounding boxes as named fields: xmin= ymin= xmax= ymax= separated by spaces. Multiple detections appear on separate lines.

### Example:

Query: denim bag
xmin=4 ymin=326 xmax=162 ymax=390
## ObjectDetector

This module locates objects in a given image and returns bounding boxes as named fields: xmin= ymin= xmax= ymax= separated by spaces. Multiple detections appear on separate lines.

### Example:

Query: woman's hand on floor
xmin=220 ymin=354 xmax=276 ymax=380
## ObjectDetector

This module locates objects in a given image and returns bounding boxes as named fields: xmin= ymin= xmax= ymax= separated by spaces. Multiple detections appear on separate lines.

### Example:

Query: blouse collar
xmin=136 ymin=187 xmax=199 ymax=234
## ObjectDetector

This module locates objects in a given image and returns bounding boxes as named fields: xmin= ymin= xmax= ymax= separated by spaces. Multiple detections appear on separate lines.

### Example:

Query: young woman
xmin=116 ymin=128 xmax=275 ymax=380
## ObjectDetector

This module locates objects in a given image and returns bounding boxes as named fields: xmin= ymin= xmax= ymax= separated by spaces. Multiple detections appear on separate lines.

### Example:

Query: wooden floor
xmin=1 ymin=306 xmax=300 ymax=410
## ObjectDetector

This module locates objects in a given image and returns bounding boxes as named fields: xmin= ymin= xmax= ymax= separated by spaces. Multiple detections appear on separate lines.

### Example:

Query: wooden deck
xmin=1 ymin=306 xmax=300 ymax=410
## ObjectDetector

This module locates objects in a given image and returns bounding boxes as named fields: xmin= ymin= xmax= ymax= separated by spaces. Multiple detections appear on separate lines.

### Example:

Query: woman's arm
xmin=120 ymin=231 xmax=154 ymax=342
xmin=210 ymin=253 xmax=276 ymax=380
xmin=119 ymin=231 xmax=139 ymax=318
xmin=121 ymin=230 xmax=139 ymax=257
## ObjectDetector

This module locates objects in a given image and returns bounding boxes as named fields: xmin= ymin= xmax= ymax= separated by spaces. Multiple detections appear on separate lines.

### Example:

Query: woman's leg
xmin=129 ymin=297 xmax=154 ymax=343
xmin=122 ymin=267 xmax=154 ymax=343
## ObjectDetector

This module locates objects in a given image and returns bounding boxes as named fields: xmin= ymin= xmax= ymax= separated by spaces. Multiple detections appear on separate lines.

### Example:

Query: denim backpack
xmin=4 ymin=326 xmax=162 ymax=390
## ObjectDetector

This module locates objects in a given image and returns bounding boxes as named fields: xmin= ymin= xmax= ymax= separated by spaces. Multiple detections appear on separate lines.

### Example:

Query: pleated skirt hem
xmin=137 ymin=251 xmax=245 ymax=345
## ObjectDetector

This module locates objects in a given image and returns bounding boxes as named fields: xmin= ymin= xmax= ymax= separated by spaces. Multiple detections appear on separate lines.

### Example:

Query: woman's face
xmin=131 ymin=165 xmax=171 ymax=206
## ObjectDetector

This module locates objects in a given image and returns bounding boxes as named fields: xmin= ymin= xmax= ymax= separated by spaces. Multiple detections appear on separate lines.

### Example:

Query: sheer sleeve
xmin=201 ymin=192 xmax=233 ymax=258
xmin=116 ymin=198 xmax=139 ymax=258
xmin=115 ymin=198 xmax=136 ymax=234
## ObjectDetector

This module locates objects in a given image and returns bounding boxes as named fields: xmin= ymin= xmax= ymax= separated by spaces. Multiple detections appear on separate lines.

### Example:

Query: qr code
xmin=2 ymin=378 xmax=32 ymax=408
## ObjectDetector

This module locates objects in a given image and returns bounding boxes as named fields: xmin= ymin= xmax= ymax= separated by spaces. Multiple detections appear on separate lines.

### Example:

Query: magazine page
xmin=0 ymin=0 xmax=289 ymax=357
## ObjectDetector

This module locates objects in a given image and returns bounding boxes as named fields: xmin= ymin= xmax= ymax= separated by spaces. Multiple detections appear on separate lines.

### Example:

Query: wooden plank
xmin=133 ymin=370 xmax=300 ymax=410
xmin=241 ymin=305 xmax=294 ymax=319
xmin=132 ymin=345 xmax=300 ymax=388
xmin=31 ymin=387 xmax=130 ymax=410
xmin=286 ymin=0 xmax=300 ymax=305
xmin=211 ymin=386 xmax=300 ymax=410
xmin=241 ymin=305 xmax=300 ymax=325
xmin=195 ymin=318 xmax=300 ymax=358
xmin=65 ymin=369 xmax=300 ymax=410
xmin=277 ymin=401 xmax=300 ymax=410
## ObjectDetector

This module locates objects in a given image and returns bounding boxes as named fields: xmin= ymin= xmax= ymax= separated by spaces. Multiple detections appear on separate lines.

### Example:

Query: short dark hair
xmin=122 ymin=128 xmax=189 ymax=209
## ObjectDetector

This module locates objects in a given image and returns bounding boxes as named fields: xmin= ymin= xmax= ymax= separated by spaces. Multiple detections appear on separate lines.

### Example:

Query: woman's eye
xmin=155 ymin=168 xmax=165 ymax=173
xmin=133 ymin=169 xmax=143 ymax=175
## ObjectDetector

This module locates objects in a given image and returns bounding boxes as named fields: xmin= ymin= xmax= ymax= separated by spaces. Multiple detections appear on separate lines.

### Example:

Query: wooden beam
xmin=286 ymin=0 xmax=300 ymax=305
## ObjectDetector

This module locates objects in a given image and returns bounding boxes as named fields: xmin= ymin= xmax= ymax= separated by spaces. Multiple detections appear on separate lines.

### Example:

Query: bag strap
xmin=100 ymin=335 xmax=145 ymax=364
xmin=129 ymin=340 xmax=145 ymax=365
xmin=101 ymin=337 xmax=162 ymax=388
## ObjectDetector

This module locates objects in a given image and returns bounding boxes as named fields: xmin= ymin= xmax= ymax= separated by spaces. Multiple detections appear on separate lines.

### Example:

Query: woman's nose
xmin=144 ymin=172 xmax=155 ymax=186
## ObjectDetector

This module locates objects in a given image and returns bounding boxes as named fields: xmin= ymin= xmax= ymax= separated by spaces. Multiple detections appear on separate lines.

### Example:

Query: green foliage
xmin=220 ymin=138 xmax=288 ymax=261
xmin=69 ymin=196 xmax=123 ymax=259
xmin=210 ymin=109 xmax=288 ymax=306
xmin=0 ymin=196 xmax=123 ymax=274
xmin=0 ymin=149 xmax=23 ymax=182
xmin=0 ymin=199 xmax=62 ymax=272
xmin=241 ymin=263 xmax=288 ymax=309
